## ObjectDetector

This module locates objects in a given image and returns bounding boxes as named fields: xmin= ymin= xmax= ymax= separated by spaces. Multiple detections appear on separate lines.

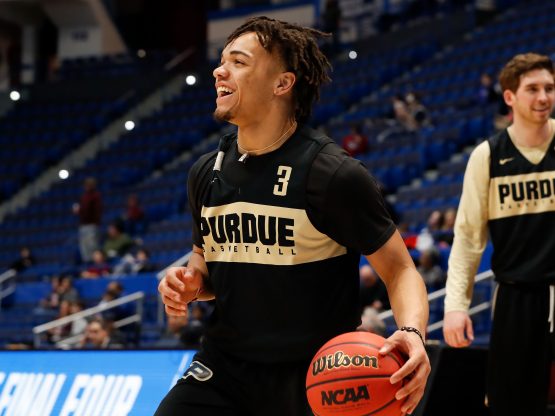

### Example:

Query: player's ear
xmin=274 ymin=71 xmax=296 ymax=96
xmin=503 ymin=89 xmax=515 ymax=107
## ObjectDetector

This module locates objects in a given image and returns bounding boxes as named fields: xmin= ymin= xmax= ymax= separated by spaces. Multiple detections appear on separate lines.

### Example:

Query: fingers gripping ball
xmin=306 ymin=332 xmax=406 ymax=416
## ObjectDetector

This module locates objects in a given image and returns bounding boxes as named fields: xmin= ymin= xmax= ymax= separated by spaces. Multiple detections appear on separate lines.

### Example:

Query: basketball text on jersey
xmin=0 ymin=372 xmax=142 ymax=416
xmin=311 ymin=351 xmax=378 ymax=377
xmin=321 ymin=385 xmax=370 ymax=406
xmin=200 ymin=201 xmax=346 ymax=265
xmin=489 ymin=171 xmax=555 ymax=219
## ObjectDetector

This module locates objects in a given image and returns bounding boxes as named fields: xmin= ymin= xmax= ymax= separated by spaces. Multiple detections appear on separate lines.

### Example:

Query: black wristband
xmin=399 ymin=326 xmax=426 ymax=347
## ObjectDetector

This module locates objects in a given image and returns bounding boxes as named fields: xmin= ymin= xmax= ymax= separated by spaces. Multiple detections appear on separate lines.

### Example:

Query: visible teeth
xmin=217 ymin=86 xmax=234 ymax=94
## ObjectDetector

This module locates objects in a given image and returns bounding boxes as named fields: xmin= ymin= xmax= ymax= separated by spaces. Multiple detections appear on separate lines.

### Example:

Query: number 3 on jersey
xmin=273 ymin=166 xmax=292 ymax=196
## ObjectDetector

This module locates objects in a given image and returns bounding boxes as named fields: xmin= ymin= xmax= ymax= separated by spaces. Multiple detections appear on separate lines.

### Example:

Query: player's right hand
xmin=443 ymin=310 xmax=474 ymax=347
xmin=158 ymin=266 xmax=203 ymax=316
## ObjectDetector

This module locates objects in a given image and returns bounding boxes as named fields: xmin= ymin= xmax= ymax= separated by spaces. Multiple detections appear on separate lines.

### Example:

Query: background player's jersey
xmin=188 ymin=126 xmax=395 ymax=362
xmin=487 ymin=130 xmax=555 ymax=283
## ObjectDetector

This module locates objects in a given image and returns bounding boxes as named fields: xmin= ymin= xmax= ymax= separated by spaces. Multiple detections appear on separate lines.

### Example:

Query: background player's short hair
xmin=498 ymin=52 xmax=554 ymax=93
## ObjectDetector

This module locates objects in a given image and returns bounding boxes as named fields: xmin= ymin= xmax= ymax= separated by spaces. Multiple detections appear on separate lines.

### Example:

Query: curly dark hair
xmin=225 ymin=16 xmax=332 ymax=123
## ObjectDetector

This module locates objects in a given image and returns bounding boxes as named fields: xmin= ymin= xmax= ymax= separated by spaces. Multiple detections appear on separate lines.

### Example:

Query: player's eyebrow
xmin=523 ymin=81 xmax=555 ymax=88
xmin=221 ymin=50 xmax=253 ymax=61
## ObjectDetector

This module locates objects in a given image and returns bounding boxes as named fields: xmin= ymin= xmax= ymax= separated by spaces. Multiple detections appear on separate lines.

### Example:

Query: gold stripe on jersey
xmin=200 ymin=201 xmax=347 ymax=265
xmin=489 ymin=171 xmax=555 ymax=219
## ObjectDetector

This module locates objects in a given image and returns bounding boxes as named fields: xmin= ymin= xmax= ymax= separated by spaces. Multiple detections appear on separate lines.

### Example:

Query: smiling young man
xmin=444 ymin=53 xmax=555 ymax=416
xmin=155 ymin=16 xmax=430 ymax=416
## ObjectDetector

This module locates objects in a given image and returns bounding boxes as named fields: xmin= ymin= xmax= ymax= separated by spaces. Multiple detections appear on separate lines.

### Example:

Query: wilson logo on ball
xmin=311 ymin=351 xmax=378 ymax=376
xmin=321 ymin=385 xmax=371 ymax=406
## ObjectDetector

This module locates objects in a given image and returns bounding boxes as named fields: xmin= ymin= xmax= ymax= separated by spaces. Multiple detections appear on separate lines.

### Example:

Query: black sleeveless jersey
xmin=487 ymin=130 xmax=555 ymax=283
xmin=187 ymin=126 xmax=395 ymax=362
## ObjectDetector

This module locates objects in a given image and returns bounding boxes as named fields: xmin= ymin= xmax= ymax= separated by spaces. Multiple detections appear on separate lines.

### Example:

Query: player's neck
xmin=508 ymin=118 xmax=554 ymax=148
xmin=237 ymin=113 xmax=297 ymax=156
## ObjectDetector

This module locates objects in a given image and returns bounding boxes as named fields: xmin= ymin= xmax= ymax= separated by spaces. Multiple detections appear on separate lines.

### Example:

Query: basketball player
xmin=156 ymin=16 xmax=430 ymax=416
xmin=443 ymin=53 xmax=555 ymax=416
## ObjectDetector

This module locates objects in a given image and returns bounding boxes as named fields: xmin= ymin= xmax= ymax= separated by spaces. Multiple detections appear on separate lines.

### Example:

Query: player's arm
xmin=158 ymin=245 xmax=215 ymax=316
xmin=366 ymin=231 xmax=430 ymax=416
xmin=444 ymin=142 xmax=490 ymax=347
xmin=309 ymin=152 xmax=429 ymax=413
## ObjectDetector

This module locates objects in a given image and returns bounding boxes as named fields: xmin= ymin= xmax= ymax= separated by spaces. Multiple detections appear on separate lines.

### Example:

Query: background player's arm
xmin=366 ymin=230 xmax=430 ymax=415
xmin=444 ymin=142 xmax=490 ymax=347
xmin=158 ymin=244 xmax=214 ymax=316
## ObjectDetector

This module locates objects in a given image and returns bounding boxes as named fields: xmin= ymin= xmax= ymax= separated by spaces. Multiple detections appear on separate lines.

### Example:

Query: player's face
xmin=213 ymin=32 xmax=283 ymax=124
xmin=505 ymin=69 xmax=555 ymax=125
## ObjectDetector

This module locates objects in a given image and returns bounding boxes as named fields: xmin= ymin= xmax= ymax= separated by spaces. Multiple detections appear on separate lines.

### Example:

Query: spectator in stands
xmin=442 ymin=207 xmax=456 ymax=231
xmin=405 ymin=91 xmax=430 ymax=129
xmin=391 ymin=94 xmax=417 ymax=131
xmin=56 ymin=300 xmax=88 ymax=349
xmin=416 ymin=210 xmax=444 ymax=252
xmin=46 ymin=299 xmax=72 ymax=343
xmin=35 ymin=275 xmax=62 ymax=316
xmin=476 ymin=73 xmax=500 ymax=106
xmin=425 ymin=209 xmax=444 ymax=232
xmin=341 ymin=124 xmax=369 ymax=157
xmin=437 ymin=207 xmax=456 ymax=246
xmin=79 ymin=318 xmax=123 ymax=349
xmin=73 ymin=177 xmax=102 ymax=263
xmin=475 ymin=72 xmax=510 ymax=131
xmin=9 ymin=246 xmax=35 ymax=272
xmin=112 ymin=248 xmax=156 ymax=276
xmin=103 ymin=220 xmax=135 ymax=260
xmin=81 ymin=250 xmax=111 ymax=279
xmin=359 ymin=264 xmax=389 ymax=312
xmin=99 ymin=281 xmax=124 ymax=303
xmin=68 ymin=300 xmax=88 ymax=338
xmin=97 ymin=281 xmax=128 ymax=323
xmin=417 ymin=249 xmax=445 ymax=289
xmin=122 ymin=193 xmax=145 ymax=235
xmin=58 ymin=275 xmax=80 ymax=302
xmin=37 ymin=275 xmax=80 ymax=315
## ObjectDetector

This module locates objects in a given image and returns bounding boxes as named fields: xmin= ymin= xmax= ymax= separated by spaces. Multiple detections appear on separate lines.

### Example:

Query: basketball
xmin=306 ymin=332 xmax=406 ymax=416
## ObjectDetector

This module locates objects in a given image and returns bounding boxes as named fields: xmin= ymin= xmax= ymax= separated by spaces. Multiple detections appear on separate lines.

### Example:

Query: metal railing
xmin=32 ymin=291 xmax=145 ymax=349
xmin=378 ymin=270 xmax=495 ymax=335
xmin=0 ymin=269 xmax=16 ymax=309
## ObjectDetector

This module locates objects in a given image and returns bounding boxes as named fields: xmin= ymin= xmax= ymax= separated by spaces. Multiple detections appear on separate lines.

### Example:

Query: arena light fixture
xmin=185 ymin=75 xmax=197 ymax=86
xmin=9 ymin=90 xmax=20 ymax=101
xmin=125 ymin=120 xmax=135 ymax=131
xmin=137 ymin=49 xmax=146 ymax=58
xmin=58 ymin=169 xmax=69 ymax=180
xmin=348 ymin=50 xmax=358 ymax=60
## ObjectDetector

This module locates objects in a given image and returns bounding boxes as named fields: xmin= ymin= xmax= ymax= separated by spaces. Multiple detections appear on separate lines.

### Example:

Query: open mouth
xmin=217 ymin=86 xmax=235 ymax=98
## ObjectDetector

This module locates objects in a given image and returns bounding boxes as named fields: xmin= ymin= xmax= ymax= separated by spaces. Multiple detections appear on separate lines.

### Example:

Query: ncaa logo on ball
xmin=321 ymin=385 xmax=371 ymax=406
